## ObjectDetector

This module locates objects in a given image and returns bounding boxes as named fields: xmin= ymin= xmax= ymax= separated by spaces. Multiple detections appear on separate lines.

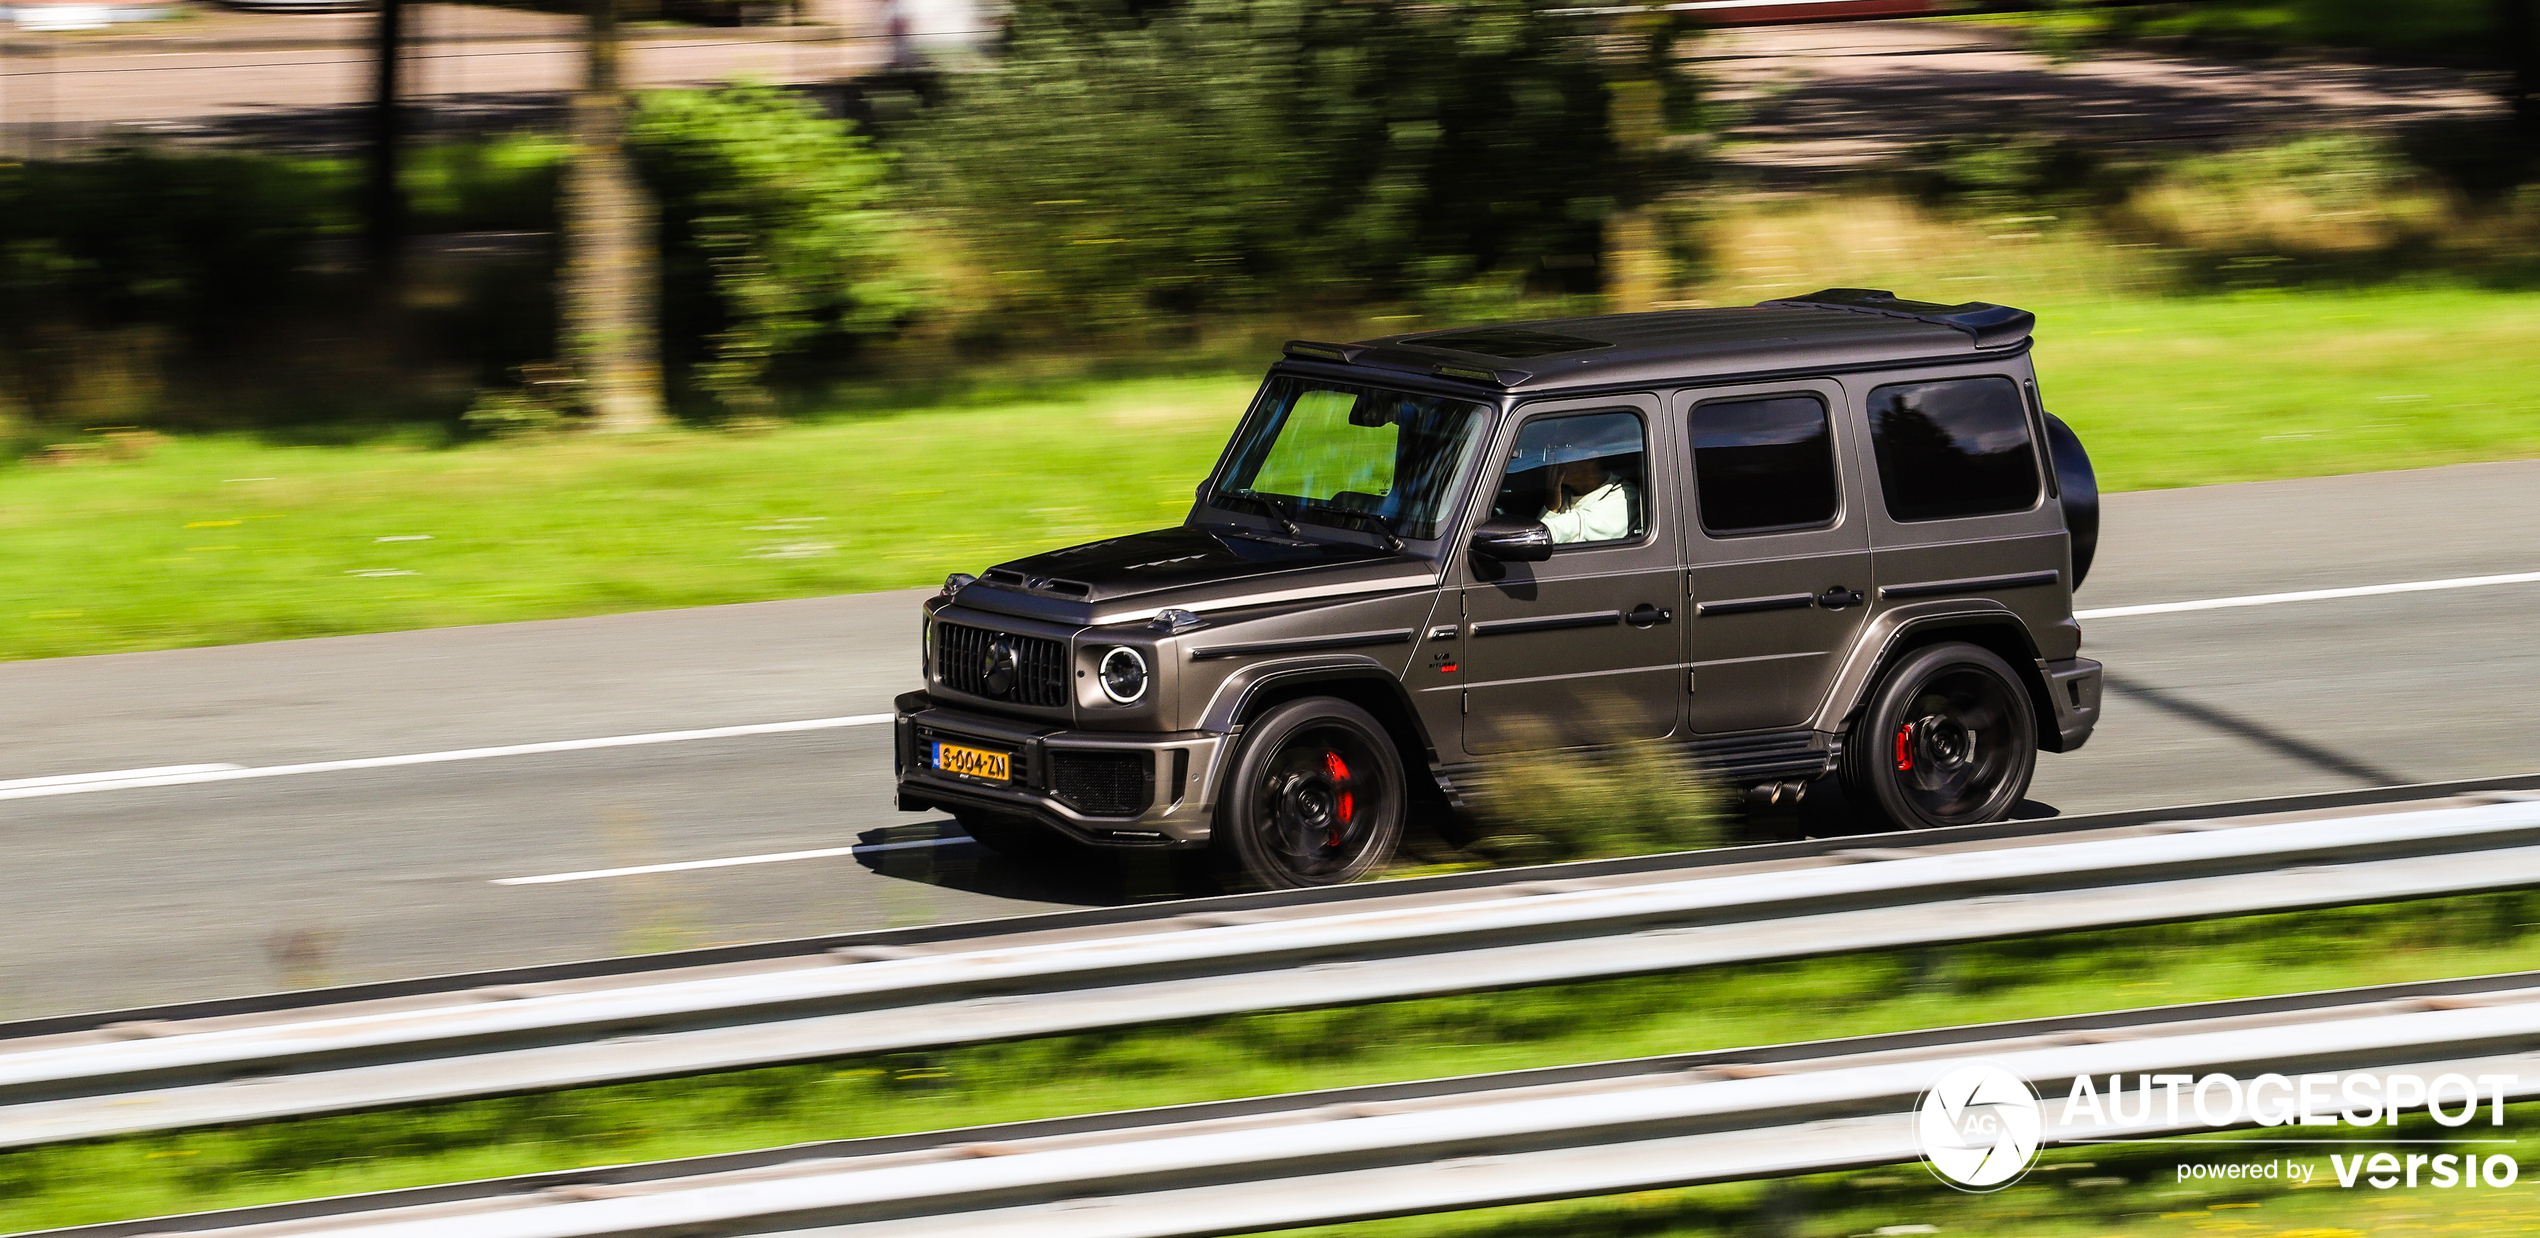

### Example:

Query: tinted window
xmin=1689 ymin=394 xmax=1838 ymax=535
xmin=1491 ymin=411 xmax=1646 ymax=546
xmin=1867 ymin=376 xmax=2041 ymax=522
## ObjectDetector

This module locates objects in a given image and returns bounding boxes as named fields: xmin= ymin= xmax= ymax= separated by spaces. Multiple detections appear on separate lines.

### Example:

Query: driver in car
xmin=1540 ymin=456 xmax=1633 ymax=543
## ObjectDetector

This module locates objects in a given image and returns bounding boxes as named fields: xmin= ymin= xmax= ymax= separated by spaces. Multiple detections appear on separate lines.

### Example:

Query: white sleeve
xmin=1579 ymin=483 xmax=1635 ymax=541
xmin=1540 ymin=501 xmax=1594 ymax=544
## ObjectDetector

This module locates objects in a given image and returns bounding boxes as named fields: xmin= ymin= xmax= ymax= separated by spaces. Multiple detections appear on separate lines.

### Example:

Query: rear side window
xmin=1866 ymin=376 xmax=2040 ymax=521
xmin=1688 ymin=394 xmax=1838 ymax=535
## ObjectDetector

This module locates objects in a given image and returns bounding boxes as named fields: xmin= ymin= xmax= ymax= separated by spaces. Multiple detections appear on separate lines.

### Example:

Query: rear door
xmin=1852 ymin=365 xmax=2067 ymax=643
xmin=1456 ymin=394 xmax=1685 ymax=755
xmin=1676 ymin=379 xmax=1876 ymax=734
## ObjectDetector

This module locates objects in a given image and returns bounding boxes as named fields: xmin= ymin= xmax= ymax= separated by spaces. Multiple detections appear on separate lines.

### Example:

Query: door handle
xmin=1816 ymin=586 xmax=1864 ymax=611
xmin=1626 ymin=603 xmax=1674 ymax=628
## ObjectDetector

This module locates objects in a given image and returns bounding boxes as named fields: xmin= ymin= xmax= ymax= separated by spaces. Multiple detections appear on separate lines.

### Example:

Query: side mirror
xmin=1469 ymin=516 xmax=1554 ymax=562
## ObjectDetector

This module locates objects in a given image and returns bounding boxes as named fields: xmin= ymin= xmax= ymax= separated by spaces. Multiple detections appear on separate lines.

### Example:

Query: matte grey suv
xmin=895 ymin=290 xmax=2105 ymax=888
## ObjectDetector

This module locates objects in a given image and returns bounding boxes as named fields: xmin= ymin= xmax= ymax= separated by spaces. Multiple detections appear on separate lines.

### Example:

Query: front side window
xmin=1689 ymin=394 xmax=1839 ymax=535
xmin=1215 ymin=377 xmax=1489 ymax=541
xmin=1491 ymin=410 xmax=1646 ymax=545
xmin=1866 ymin=376 xmax=2041 ymax=522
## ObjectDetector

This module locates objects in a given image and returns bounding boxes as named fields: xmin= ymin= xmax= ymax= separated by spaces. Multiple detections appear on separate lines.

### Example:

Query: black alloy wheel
xmin=1841 ymin=641 xmax=2038 ymax=830
xmin=1217 ymin=697 xmax=1406 ymax=889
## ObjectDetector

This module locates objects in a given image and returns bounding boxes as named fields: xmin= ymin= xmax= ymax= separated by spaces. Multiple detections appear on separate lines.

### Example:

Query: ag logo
xmin=1915 ymin=1063 xmax=2044 ymax=1191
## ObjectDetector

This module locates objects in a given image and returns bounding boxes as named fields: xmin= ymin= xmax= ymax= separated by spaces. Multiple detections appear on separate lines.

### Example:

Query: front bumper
xmin=892 ymin=691 xmax=1226 ymax=848
xmin=2042 ymin=657 xmax=2103 ymax=753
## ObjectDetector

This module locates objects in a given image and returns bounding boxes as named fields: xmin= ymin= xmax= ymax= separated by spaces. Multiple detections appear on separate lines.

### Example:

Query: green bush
xmin=2132 ymin=0 xmax=2494 ymax=56
xmin=1470 ymin=732 xmax=1725 ymax=862
xmin=405 ymin=134 xmax=568 ymax=234
xmin=631 ymin=85 xmax=923 ymax=413
xmin=0 ymin=152 xmax=341 ymax=424
xmin=906 ymin=0 xmax=1639 ymax=332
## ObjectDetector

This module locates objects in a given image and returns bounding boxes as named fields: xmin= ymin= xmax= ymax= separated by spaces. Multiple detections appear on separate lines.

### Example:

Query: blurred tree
xmin=909 ymin=0 xmax=1681 ymax=330
xmin=562 ymin=0 xmax=666 ymax=432
xmin=1597 ymin=6 xmax=1690 ymax=314
xmin=365 ymin=0 xmax=406 ymax=275
xmin=632 ymin=87 xmax=922 ymax=417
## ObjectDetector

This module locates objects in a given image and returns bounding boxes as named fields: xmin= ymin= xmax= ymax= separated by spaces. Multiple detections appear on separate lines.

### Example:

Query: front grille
xmin=937 ymin=623 xmax=1069 ymax=708
xmin=1050 ymin=750 xmax=1153 ymax=817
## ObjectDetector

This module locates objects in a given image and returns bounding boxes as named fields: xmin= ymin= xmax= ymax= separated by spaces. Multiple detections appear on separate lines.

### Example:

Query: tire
xmin=954 ymin=811 xmax=1074 ymax=862
xmin=1214 ymin=697 xmax=1407 ymax=890
xmin=1840 ymin=642 xmax=2038 ymax=831
xmin=2045 ymin=413 xmax=2100 ymax=589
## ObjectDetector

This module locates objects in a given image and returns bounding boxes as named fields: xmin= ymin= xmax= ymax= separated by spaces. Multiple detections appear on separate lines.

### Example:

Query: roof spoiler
xmin=1282 ymin=339 xmax=1531 ymax=388
xmin=1280 ymin=340 xmax=1369 ymax=363
xmin=1758 ymin=288 xmax=2035 ymax=349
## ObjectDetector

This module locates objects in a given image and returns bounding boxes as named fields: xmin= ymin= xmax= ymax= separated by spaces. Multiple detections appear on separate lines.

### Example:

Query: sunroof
xmin=1410 ymin=327 xmax=1612 ymax=360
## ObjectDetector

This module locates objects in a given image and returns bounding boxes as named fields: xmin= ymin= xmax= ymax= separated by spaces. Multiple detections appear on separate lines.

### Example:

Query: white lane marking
xmin=493 ymin=836 xmax=969 ymax=885
xmin=0 ymin=764 xmax=244 ymax=792
xmin=0 ymin=715 xmax=894 ymax=802
xmin=14 ymin=569 xmax=2533 ymax=801
xmin=2076 ymin=570 xmax=2540 ymax=620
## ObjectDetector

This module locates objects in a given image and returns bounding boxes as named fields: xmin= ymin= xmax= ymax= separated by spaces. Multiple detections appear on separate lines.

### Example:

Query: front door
xmin=1458 ymin=395 xmax=1684 ymax=755
xmin=1677 ymin=380 xmax=1876 ymax=734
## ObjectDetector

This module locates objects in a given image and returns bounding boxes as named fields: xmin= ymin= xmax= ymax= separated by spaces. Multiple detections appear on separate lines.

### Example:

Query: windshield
xmin=1212 ymin=376 xmax=1491 ymax=542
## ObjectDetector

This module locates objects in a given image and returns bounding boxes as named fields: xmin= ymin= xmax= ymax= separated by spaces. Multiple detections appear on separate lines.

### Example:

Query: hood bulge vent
xmin=983 ymin=569 xmax=1093 ymax=598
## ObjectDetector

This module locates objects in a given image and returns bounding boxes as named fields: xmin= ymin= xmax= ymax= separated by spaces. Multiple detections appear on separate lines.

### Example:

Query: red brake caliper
xmin=1324 ymin=752 xmax=1353 ymax=847
xmin=1894 ymin=722 xmax=1916 ymax=772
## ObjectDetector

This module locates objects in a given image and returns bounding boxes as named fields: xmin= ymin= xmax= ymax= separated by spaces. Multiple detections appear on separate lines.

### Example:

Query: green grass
xmin=4 ymin=893 xmax=2536 ymax=1231
xmin=3 ymin=287 xmax=2536 ymax=662
xmin=2034 ymin=288 xmax=2540 ymax=491
xmin=0 ymin=375 xmax=1248 ymax=661
xmin=1293 ymin=1109 xmax=2540 ymax=1238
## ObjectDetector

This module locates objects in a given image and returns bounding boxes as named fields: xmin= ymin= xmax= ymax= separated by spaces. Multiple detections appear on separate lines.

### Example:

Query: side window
xmin=1866 ymin=376 xmax=2041 ymax=522
xmin=1688 ymin=394 xmax=1839 ymax=536
xmin=1491 ymin=411 xmax=1646 ymax=546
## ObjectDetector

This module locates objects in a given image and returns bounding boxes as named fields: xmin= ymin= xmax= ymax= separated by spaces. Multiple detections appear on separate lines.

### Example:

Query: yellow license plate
xmin=933 ymin=741 xmax=1010 ymax=783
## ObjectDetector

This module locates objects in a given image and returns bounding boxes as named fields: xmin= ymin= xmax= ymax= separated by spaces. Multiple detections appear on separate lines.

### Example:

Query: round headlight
xmin=1098 ymin=646 xmax=1149 ymax=704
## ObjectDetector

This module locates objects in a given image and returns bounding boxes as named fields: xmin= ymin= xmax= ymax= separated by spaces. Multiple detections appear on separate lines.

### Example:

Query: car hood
xmin=956 ymin=525 xmax=1435 ymax=623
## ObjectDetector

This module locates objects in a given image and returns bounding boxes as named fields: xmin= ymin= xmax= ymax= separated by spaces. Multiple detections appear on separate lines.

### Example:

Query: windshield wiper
xmin=1218 ymin=490 xmax=1305 ymax=538
xmin=1325 ymin=508 xmax=1405 ymax=553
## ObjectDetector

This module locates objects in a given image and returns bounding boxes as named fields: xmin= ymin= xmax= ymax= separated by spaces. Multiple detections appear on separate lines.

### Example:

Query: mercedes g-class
xmin=895 ymin=289 xmax=2105 ymax=888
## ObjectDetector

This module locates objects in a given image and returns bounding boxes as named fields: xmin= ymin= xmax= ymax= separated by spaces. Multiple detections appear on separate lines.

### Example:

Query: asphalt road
xmin=3 ymin=460 xmax=2537 ymax=1020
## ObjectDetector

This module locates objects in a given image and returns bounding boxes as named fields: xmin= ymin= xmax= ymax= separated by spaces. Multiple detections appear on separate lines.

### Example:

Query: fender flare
xmin=1202 ymin=658 xmax=1437 ymax=751
xmin=1195 ymin=658 xmax=1446 ymax=816
xmin=1812 ymin=604 xmax=2053 ymax=742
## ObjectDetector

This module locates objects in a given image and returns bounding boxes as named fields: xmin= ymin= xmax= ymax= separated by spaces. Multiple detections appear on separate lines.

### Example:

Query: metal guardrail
xmin=38 ymin=968 xmax=2540 ymax=1238
xmin=4 ymin=790 xmax=2538 ymax=1149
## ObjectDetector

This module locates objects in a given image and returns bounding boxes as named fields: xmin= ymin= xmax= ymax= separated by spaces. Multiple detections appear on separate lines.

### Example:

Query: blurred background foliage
xmin=632 ymin=85 xmax=920 ymax=415
xmin=0 ymin=153 xmax=342 ymax=434
xmin=905 ymin=0 xmax=1626 ymax=333
xmin=1991 ymin=0 xmax=2498 ymax=59
xmin=0 ymin=0 xmax=2538 ymax=446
